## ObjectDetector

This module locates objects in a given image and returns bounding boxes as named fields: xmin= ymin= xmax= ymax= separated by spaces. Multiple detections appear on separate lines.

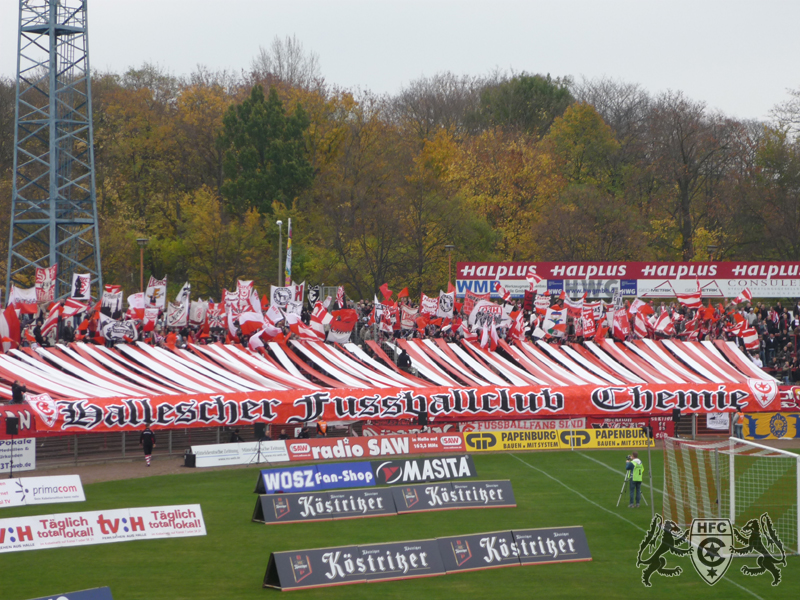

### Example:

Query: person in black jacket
xmin=11 ymin=380 xmax=26 ymax=404
xmin=140 ymin=425 xmax=156 ymax=466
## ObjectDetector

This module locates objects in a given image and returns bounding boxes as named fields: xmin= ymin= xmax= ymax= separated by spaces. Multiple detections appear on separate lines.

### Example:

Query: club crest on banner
xmin=747 ymin=379 xmax=778 ymax=409
xmin=25 ymin=393 xmax=59 ymax=428
xmin=271 ymin=286 xmax=292 ymax=309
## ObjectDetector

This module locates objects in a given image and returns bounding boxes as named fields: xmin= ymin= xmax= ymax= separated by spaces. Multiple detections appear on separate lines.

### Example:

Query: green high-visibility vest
xmin=632 ymin=459 xmax=644 ymax=482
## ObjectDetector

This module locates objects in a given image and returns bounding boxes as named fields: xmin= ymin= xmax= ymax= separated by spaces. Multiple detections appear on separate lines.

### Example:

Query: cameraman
xmin=626 ymin=452 xmax=644 ymax=508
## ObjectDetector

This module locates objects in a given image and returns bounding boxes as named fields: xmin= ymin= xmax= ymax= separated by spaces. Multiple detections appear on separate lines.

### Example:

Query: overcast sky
xmin=1 ymin=0 xmax=798 ymax=122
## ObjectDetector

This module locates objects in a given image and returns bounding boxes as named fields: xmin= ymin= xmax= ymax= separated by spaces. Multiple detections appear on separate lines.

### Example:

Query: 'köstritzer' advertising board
xmin=253 ymin=488 xmax=395 ymax=524
xmin=264 ymin=540 xmax=445 ymax=589
xmin=254 ymin=462 xmax=376 ymax=494
xmin=437 ymin=531 xmax=520 ymax=572
xmin=392 ymin=481 xmax=515 ymax=513
xmin=371 ymin=455 xmax=477 ymax=485
xmin=27 ymin=587 xmax=113 ymax=600
xmin=264 ymin=526 xmax=591 ymax=589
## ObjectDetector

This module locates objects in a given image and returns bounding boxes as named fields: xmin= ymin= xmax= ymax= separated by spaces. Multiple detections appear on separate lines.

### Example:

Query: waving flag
xmin=654 ymin=311 xmax=676 ymax=336
xmin=734 ymin=287 xmax=753 ymax=305
xmin=495 ymin=282 xmax=512 ymax=302
xmin=674 ymin=281 xmax=702 ymax=309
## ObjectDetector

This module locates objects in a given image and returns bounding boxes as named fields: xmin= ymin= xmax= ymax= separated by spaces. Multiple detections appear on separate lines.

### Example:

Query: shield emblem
xmin=26 ymin=393 xmax=59 ymax=428
xmin=747 ymin=378 xmax=778 ymax=408
xmin=289 ymin=554 xmax=312 ymax=583
xmin=402 ymin=487 xmax=419 ymax=508
xmin=451 ymin=539 xmax=472 ymax=566
xmin=272 ymin=497 xmax=291 ymax=520
xmin=689 ymin=518 xmax=733 ymax=585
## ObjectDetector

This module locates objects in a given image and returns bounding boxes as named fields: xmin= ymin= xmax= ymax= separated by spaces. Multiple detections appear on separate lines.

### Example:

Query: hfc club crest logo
xmin=637 ymin=513 xmax=786 ymax=587
xmin=689 ymin=519 xmax=733 ymax=585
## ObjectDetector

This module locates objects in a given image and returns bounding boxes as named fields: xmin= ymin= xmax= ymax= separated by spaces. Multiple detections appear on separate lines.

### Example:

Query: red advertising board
xmin=457 ymin=261 xmax=800 ymax=280
xmin=285 ymin=433 xmax=465 ymax=461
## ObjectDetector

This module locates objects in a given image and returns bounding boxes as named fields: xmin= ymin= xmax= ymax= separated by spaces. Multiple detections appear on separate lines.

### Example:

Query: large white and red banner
xmin=23 ymin=379 xmax=780 ymax=434
xmin=456 ymin=261 xmax=800 ymax=299
xmin=285 ymin=433 xmax=465 ymax=461
xmin=0 ymin=504 xmax=205 ymax=553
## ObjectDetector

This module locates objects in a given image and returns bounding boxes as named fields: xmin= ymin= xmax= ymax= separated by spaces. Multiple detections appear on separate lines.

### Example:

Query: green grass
xmin=2 ymin=450 xmax=797 ymax=599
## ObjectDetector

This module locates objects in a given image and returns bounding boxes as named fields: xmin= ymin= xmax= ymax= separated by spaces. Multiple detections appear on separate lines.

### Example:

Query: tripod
xmin=616 ymin=471 xmax=648 ymax=507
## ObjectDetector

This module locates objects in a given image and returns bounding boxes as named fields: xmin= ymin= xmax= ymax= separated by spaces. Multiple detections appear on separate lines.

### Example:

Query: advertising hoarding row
xmin=0 ymin=438 xmax=35 ymax=474
xmin=263 ymin=526 xmax=592 ymax=589
xmin=456 ymin=261 xmax=800 ymax=298
xmin=0 ymin=504 xmax=205 ymax=554
xmin=252 ymin=480 xmax=515 ymax=524
xmin=463 ymin=428 xmax=653 ymax=452
xmin=255 ymin=455 xmax=478 ymax=494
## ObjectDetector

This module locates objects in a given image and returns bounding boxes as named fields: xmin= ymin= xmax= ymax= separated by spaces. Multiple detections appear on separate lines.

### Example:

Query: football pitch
xmin=3 ymin=450 xmax=797 ymax=600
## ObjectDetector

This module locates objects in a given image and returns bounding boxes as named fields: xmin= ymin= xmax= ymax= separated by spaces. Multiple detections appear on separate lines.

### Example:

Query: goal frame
xmin=727 ymin=437 xmax=800 ymax=550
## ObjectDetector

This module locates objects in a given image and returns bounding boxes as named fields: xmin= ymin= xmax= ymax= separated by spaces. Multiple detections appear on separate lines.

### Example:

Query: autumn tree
xmin=220 ymin=85 xmax=314 ymax=215
xmin=644 ymin=91 xmax=734 ymax=260
xmin=470 ymin=73 xmax=573 ymax=138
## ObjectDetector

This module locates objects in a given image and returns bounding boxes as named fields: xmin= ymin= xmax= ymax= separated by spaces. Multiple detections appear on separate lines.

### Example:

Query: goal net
xmin=663 ymin=437 xmax=799 ymax=554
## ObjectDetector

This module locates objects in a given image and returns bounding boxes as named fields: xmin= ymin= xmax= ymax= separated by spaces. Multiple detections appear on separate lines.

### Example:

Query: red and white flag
xmin=675 ymin=281 xmax=703 ymax=309
xmin=740 ymin=327 xmax=759 ymax=351
xmin=563 ymin=295 xmax=584 ymax=318
xmin=734 ymin=287 xmax=753 ymax=305
xmin=654 ymin=311 xmax=676 ymax=336
xmin=495 ymin=282 xmax=512 ymax=303
xmin=581 ymin=306 xmax=596 ymax=338
xmin=336 ymin=286 xmax=346 ymax=309
xmin=633 ymin=312 xmax=649 ymax=339
xmin=534 ymin=292 xmax=551 ymax=315
xmin=143 ymin=307 xmax=159 ymax=332
xmin=526 ymin=274 xmax=543 ymax=291
xmin=310 ymin=302 xmax=332 ymax=338
xmin=8 ymin=286 xmax=38 ymax=314
xmin=612 ymin=310 xmax=631 ymax=341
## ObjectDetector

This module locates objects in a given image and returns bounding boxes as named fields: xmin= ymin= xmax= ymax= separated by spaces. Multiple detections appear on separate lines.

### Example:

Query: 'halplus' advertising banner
xmin=456 ymin=261 xmax=800 ymax=298
xmin=0 ymin=504 xmax=205 ymax=553
xmin=0 ymin=475 xmax=85 ymax=508
xmin=24 ymin=379 xmax=781 ymax=433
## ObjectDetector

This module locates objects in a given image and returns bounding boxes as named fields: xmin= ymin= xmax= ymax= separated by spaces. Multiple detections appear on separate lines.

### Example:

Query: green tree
xmin=220 ymin=85 xmax=313 ymax=214
xmin=470 ymin=73 xmax=573 ymax=138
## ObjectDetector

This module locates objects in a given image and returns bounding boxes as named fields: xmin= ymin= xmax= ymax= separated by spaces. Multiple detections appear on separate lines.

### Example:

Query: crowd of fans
xmin=12 ymin=294 xmax=799 ymax=384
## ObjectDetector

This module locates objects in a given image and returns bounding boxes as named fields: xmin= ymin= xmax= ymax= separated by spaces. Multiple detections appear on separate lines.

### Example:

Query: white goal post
xmin=663 ymin=437 xmax=800 ymax=554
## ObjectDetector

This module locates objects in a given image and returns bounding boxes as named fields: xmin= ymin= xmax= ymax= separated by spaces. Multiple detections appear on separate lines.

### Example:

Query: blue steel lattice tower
xmin=6 ymin=0 xmax=102 ymax=299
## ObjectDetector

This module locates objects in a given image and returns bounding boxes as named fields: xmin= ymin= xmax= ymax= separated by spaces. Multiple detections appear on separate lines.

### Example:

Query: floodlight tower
xmin=6 ymin=0 xmax=102 ymax=300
